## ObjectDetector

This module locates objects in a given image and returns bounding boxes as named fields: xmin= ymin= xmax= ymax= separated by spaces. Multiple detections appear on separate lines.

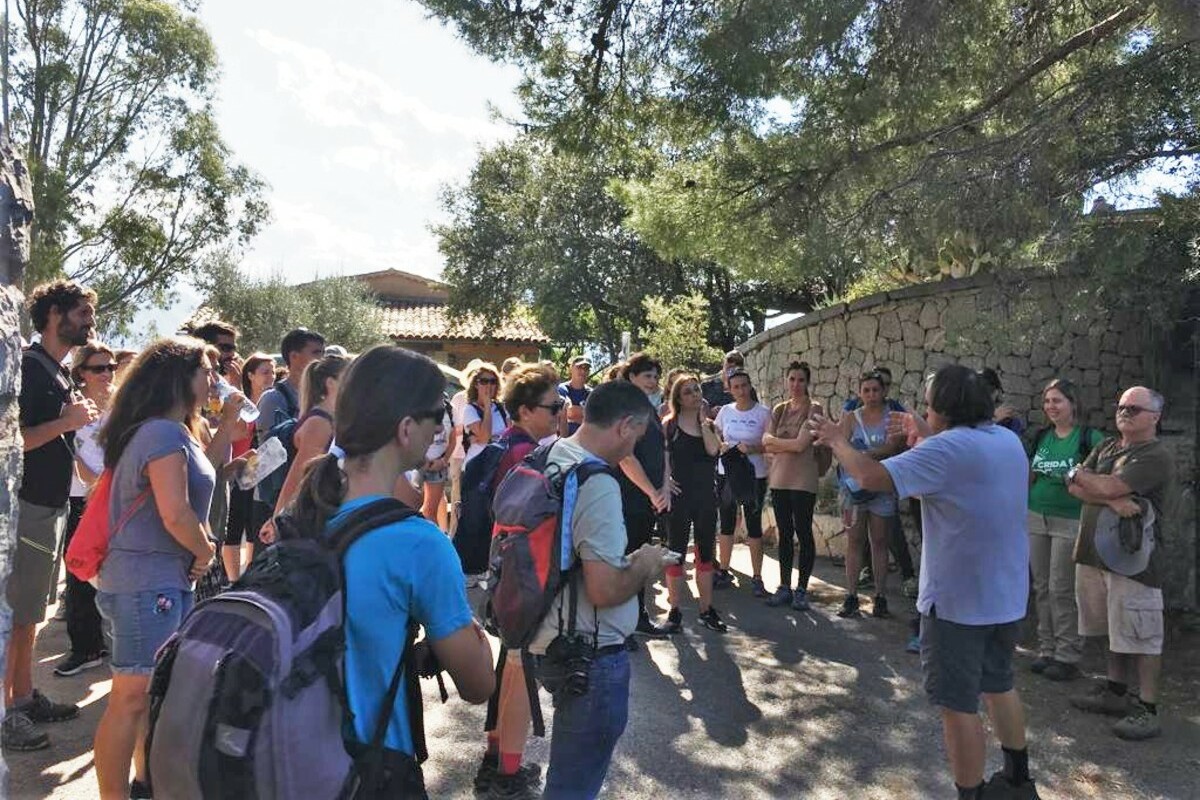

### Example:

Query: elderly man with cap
xmin=1067 ymin=386 xmax=1177 ymax=741
xmin=558 ymin=356 xmax=593 ymax=436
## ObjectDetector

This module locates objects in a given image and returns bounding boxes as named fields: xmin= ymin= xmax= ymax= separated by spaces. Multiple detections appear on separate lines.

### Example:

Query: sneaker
xmin=1070 ymin=682 xmax=1134 ymax=717
xmin=1042 ymin=660 xmax=1081 ymax=682
xmin=1 ymin=710 xmax=49 ymax=751
xmin=1030 ymin=655 xmax=1053 ymax=674
xmin=765 ymin=587 xmax=793 ymax=607
xmin=713 ymin=569 xmax=733 ymax=589
xmin=1112 ymin=701 xmax=1162 ymax=741
xmin=901 ymin=577 xmax=919 ymax=599
xmin=475 ymin=754 xmax=542 ymax=795
xmin=486 ymin=769 xmax=543 ymax=800
xmin=634 ymin=617 xmax=671 ymax=639
xmin=130 ymin=778 xmax=153 ymax=799
xmin=871 ymin=594 xmax=891 ymax=619
xmin=792 ymin=588 xmax=811 ymax=611
xmin=982 ymin=771 xmax=1041 ymax=799
xmin=21 ymin=690 xmax=79 ymax=723
xmin=53 ymin=592 xmax=68 ymax=621
xmin=664 ymin=607 xmax=683 ymax=634
xmin=905 ymin=635 xmax=921 ymax=654
xmin=751 ymin=577 xmax=768 ymax=598
xmin=837 ymin=595 xmax=862 ymax=619
xmin=53 ymin=651 xmax=105 ymax=678
xmin=698 ymin=607 xmax=728 ymax=632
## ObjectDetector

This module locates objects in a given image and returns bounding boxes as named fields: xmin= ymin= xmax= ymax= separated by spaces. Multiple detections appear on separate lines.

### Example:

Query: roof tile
xmin=379 ymin=301 xmax=549 ymax=343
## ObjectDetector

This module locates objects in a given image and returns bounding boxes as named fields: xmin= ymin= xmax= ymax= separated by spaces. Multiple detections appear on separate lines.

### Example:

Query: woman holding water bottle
xmin=221 ymin=352 xmax=276 ymax=579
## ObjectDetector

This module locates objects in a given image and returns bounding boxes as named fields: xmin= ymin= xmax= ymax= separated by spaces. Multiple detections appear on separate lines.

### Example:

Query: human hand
xmin=189 ymin=541 xmax=217 ymax=581
xmin=736 ymin=442 xmax=750 ymax=454
xmin=223 ymin=354 xmax=244 ymax=386
xmin=219 ymin=389 xmax=249 ymax=425
xmin=259 ymin=518 xmax=277 ymax=544
xmin=670 ymin=478 xmax=683 ymax=496
xmin=807 ymin=413 xmax=843 ymax=446
xmin=1109 ymin=497 xmax=1142 ymax=518
xmin=230 ymin=450 xmax=255 ymax=475
xmin=647 ymin=485 xmax=669 ymax=514
xmin=658 ymin=485 xmax=673 ymax=514
xmin=995 ymin=404 xmax=1017 ymax=422
xmin=630 ymin=543 xmax=671 ymax=580
xmin=61 ymin=397 xmax=100 ymax=431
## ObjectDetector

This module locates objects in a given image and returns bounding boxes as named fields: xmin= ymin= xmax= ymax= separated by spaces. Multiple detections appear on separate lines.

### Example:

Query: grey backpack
xmin=145 ymin=499 xmax=430 ymax=799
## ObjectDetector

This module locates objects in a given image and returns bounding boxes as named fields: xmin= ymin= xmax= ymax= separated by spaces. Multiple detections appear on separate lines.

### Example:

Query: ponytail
xmin=283 ymin=453 xmax=346 ymax=539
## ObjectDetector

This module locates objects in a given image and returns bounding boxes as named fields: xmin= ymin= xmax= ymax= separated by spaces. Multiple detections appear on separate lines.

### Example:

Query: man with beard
xmin=4 ymin=281 xmax=100 ymax=751
xmin=192 ymin=320 xmax=242 ymax=386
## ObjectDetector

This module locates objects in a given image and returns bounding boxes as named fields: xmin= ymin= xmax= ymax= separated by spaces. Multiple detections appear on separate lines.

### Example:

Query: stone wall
xmin=741 ymin=274 xmax=1197 ymax=609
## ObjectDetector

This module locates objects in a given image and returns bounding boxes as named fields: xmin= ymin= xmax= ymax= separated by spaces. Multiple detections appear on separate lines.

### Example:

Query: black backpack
xmin=1027 ymin=424 xmax=1096 ymax=465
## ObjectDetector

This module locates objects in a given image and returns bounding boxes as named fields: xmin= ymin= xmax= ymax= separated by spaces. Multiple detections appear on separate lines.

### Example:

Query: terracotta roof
xmin=379 ymin=301 xmax=549 ymax=343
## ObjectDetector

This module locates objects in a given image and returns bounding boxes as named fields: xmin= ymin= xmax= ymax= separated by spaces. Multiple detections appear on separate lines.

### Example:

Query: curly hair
xmin=27 ymin=280 xmax=97 ymax=333
xmin=502 ymin=363 xmax=557 ymax=421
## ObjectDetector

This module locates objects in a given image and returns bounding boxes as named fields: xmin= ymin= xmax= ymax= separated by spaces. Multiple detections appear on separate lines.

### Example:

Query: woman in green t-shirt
xmin=1027 ymin=378 xmax=1105 ymax=682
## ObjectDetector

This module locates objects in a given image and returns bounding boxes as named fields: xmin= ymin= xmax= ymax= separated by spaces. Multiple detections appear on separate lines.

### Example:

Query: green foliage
xmin=421 ymin=0 xmax=1200 ymax=292
xmin=8 ymin=0 xmax=268 ymax=334
xmin=197 ymin=257 xmax=387 ymax=355
xmin=639 ymin=292 xmax=723 ymax=371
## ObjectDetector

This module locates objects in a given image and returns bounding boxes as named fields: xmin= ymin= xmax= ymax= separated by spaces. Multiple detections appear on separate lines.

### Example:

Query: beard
xmin=59 ymin=318 xmax=91 ymax=346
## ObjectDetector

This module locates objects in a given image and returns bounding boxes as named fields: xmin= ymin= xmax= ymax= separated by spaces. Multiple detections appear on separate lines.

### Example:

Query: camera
xmin=540 ymin=635 xmax=594 ymax=698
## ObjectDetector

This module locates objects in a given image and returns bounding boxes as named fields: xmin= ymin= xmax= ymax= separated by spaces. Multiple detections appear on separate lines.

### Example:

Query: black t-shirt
xmin=19 ymin=344 xmax=76 ymax=508
xmin=701 ymin=376 xmax=733 ymax=414
xmin=666 ymin=421 xmax=716 ymax=491
xmin=620 ymin=410 xmax=666 ymax=517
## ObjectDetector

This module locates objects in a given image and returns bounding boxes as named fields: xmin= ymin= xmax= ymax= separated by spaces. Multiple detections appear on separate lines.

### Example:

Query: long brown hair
xmin=70 ymin=340 xmax=116 ymax=385
xmin=241 ymin=352 xmax=275 ymax=398
xmin=290 ymin=346 xmax=445 ymax=534
xmin=100 ymin=337 xmax=208 ymax=468
xmin=299 ymin=354 xmax=350 ymax=416
xmin=665 ymin=372 xmax=701 ymax=424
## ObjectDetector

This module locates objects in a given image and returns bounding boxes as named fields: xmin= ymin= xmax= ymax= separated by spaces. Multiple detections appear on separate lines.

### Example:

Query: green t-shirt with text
xmin=1028 ymin=426 xmax=1105 ymax=519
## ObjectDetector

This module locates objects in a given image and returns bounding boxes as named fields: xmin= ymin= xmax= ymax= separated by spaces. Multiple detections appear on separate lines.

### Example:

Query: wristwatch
xmin=1066 ymin=465 xmax=1081 ymax=485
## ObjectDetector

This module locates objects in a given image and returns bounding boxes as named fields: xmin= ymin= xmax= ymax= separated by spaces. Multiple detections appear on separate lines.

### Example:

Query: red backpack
xmin=65 ymin=470 xmax=149 ymax=583
xmin=481 ymin=442 xmax=612 ymax=736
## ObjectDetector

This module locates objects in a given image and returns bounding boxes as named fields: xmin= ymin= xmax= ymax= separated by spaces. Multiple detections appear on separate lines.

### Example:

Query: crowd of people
xmin=3 ymin=278 xmax=1181 ymax=800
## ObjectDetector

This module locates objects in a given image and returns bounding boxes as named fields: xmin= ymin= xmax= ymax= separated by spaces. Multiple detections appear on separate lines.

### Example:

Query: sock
xmin=1107 ymin=680 xmax=1128 ymax=697
xmin=955 ymin=783 xmax=984 ymax=799
xmin=499 ymin=752 xmax=522 ymax=776
xmin=1002 ymin=746 xmax=1030 ymax=784
xmin=1140 ymin=699 xmax=1158 ymax=714
xmin=486 ymin=731 xmax=500 ymax=755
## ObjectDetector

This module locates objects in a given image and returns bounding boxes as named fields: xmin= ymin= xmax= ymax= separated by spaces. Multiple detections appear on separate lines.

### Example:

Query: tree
xmin=420 ymin=1 xmax=1199 ymax=288
xmin=197 ymin=257 xmax=386 ymax=355
xmin=639 ymin=292 xmax=723 ymax=371
xmin=7 ymin=0 xmax=268 ymax=333
xmin=435 ymin=137 xmax=813 ymax=356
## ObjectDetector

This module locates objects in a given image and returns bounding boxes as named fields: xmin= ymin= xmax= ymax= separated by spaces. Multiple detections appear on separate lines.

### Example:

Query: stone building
xmin=741 ymin=273 xmax=1197 ymax=609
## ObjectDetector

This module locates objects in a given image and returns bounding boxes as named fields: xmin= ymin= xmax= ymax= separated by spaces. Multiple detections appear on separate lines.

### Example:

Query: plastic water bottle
xmin=215 ymin=380 xmax=259 ymax=424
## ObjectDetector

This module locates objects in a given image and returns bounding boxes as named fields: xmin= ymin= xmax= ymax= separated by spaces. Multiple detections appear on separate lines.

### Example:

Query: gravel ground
xmin=8 ymin=545 xmax=1200 ymax=799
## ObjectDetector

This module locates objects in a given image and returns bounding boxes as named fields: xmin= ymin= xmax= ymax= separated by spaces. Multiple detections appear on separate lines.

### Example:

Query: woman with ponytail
xmin=289 ymin=345 xmax=494 ymax=789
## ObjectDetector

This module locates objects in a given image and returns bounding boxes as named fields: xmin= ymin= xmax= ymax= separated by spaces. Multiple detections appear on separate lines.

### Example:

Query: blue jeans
xmin=542 ymin=649 xmax=630 ymax=800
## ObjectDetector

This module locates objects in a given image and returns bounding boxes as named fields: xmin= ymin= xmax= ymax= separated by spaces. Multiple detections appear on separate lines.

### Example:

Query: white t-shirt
xmin=425 ymin=406 xmax=452 ymax=461
xmin=715 ymin=403 xmax=771 ymax=478
xmin=462 ymin=401 xmax=507 ymax=465
xmin=70 ymin=415 xmax=106 ymax=497
xmin=449 ymin=391 xmax=468 ymax=460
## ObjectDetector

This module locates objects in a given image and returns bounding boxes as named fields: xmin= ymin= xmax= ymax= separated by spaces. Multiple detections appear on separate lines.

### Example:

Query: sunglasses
xmin=216 ymin=342 xmax=237 ymax=354
xmin=81 ymin=363 xmax=117 ymax=374
xmin=1117 ymin=404 xmax=1157 ymax=417
xmin=538 ymin=400 xmax=566 ymax=415
xmin=475 ymin=376 xmax=499 ymax=386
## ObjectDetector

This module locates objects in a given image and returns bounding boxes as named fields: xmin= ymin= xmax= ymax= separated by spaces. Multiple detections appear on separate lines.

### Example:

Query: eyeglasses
xmin=81 ymin=363 xmax=117 ymax=374
xmin=1117 ymin=404 xmax=1157 ymax=417
xmin=216 ymin=343 xmax=237 ymax=354
xmin=475 ymin=376 xmax=498 ymax=386
xmin=538 ymin=400 xmax=566 ymax=415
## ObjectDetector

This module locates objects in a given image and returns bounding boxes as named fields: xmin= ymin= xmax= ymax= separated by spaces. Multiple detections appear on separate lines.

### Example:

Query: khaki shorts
xmin=1076 ymin=563 xmax=1164 ymax=655
xmin=7 ymin=499 xmax=69 ymax=626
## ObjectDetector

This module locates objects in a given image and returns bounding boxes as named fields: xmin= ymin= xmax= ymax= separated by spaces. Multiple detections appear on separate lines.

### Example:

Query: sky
xmin=134 ymin=0 xmax=522 ymax=338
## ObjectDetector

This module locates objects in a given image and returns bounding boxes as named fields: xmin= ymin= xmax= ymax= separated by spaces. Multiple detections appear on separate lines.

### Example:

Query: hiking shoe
xmin=1070 ymin=682 xmax=1133 ymax=717
xmin=665 ymin=607 xmax=683 ymax=634
xmin=634 ymin=617 xmax=671 ymax=639
xmin=837 ymin=595 xmax=862 ymax=619
xmin=53 ymin=651 xmax=105 ymax=678
xmin=1042 ymin=660 xmax=1081 ymax=682
xmin=475 ymin=755 xmax=541 ymax=795
xmin=713 ymin=569 xmax=733 ymax=589
xmin=1030 ymin=655 xmax=1052 ymax=674
xmin=871 ymin=594 xmax=891 ymax=619
xmin=1113 ymin=701 xmax=1162 ymax=741
xmin=901 ymin=577 xmax=919 ymax=599
xmin=2 ymin=710 xmax=49 ymax=751
xmin=130 ymin=778 xmax=153 ymax=799
xmin=22 ymin=690 xmax=79 ymax=723
xmin=791 ymin=588 xmax=810 ymax=611
xmin=982 ymin=771 xmax=1041 ymax=799
xmin=698 ymin=607 xmax=728 ymax=632
xmin=765 ymin=587 xmax=793 ymax=607
xmin=751 ymin=577 xmax=768 ymax=598
xmin=486 ymin=768 xmax=543 ymax=800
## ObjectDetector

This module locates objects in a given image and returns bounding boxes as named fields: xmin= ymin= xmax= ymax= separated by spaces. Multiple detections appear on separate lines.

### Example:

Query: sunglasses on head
xmin=1117 ymin=404 xmax=1156 ymax=417
xmin=81 ymin=363 xmax=117 ymax=374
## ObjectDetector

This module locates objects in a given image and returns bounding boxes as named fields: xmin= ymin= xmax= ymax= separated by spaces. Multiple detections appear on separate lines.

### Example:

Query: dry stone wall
xmin=742 ymin=274 xmax=1197 ymax=609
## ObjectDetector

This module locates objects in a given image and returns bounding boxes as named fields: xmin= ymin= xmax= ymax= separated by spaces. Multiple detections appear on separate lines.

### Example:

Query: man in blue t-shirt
xmin=812 ymin=365 xmax=1039 ymax=800
xmin=557 ymin=356 xmax=592 ymax=435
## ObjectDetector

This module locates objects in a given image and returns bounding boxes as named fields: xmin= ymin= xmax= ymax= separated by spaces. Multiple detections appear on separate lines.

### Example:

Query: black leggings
xmin=64 ymin=497 xmax=105 ymax=655
xmin=718 ymin=477 xmax=768 ymax=538
xmin=771 ymin=489 xmax=816 ymax=591
xmin=668 ymin=482 xmax=718 ymax=565
xmin=224 ymin=485 xmax=255 ymax=546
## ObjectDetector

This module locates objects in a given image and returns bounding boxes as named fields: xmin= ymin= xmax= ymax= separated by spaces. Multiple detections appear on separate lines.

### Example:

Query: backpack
xmin=480 ymin=443 xmax=613 ymax=737
xmin=1027 ymin=424 xmax=1095 ymax=466
xmin=255 ymin=382 xmax=303 ymax=509
xmin=461 ymin=402 xmax=509 ymax=450
xmin=64 ymin=469 xmax=149 ymax=583
xmin=454 ymin=427 xmax=520 ymax=575
xmin=145 ymin=498 xmax=437 ymax=800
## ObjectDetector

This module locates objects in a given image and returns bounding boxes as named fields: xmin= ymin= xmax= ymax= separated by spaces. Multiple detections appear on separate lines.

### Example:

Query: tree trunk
xmin=0 ymin=126 xmax=36 ymax=792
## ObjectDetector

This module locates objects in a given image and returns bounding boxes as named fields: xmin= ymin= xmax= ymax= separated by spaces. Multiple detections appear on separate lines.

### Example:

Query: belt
xmin=595 ymin=643 xmax=626 ymax=657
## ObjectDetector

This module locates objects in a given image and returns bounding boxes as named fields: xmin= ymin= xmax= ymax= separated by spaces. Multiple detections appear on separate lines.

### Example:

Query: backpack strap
xmin=277 ymin=380 xmax=300 ymax=419
xmin=1077 ymin=426 xmax=1094 ymax=464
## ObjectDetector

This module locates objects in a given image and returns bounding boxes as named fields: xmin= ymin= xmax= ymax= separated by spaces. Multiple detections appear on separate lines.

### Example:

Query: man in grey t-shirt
xmin=812 ymin=365 xmax=1039 ymax=800
xmin=531 ymin=381 xmax=670 ymax=800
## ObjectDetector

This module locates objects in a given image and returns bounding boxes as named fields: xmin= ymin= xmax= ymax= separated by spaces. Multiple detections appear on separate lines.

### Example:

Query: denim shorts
xmin=95 ymin=588 xmax=193 ymax=675
xmin=418 ymin=467 xmax=448 ymax=485
xmin=841 ymin=488 xmax=898 ymax=518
